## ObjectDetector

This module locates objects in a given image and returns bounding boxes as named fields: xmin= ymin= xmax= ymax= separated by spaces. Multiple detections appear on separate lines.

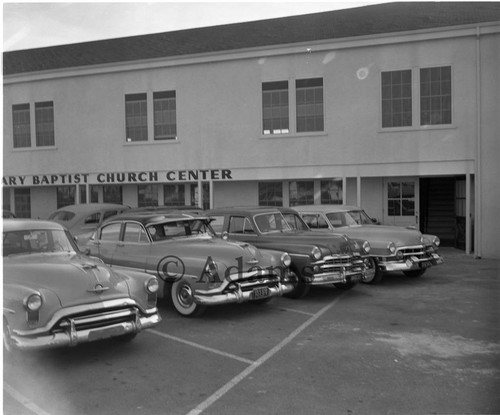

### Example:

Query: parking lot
xmin=3 ymin=247 xmax=499 ymax=415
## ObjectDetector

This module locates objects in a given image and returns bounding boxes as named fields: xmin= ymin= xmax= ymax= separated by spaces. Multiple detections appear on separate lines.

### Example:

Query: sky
xmin=2 ymin=1 xmax=389 ymax=52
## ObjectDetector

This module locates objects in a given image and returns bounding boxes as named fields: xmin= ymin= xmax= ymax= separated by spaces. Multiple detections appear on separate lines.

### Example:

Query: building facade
xmin=3 ymin=3 xmax=500 ymax=258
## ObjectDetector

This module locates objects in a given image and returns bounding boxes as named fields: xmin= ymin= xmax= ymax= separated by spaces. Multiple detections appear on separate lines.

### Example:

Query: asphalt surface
xmin=3 ymin=247 xmax=500 ymax=415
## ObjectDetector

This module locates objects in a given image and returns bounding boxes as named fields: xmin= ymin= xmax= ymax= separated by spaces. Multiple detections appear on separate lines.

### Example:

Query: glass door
xmin=383 ymin=178 xmax=419 ymax=227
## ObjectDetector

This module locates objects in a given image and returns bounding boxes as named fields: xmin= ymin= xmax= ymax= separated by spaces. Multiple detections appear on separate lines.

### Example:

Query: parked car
xmin=83 ymin=211 xmax=294 ymax=317
xmin=2 ymin=219 xmax=161 ymax=352
xmin=206 ymin=207 xmax=370 ymax=298
xmin=48 ymin=203 xmax=129 ymax=247
xmin=294 ymin=205 xmax=443 ymax=283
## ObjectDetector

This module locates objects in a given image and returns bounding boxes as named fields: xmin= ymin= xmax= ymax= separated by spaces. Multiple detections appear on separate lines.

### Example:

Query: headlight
xmin=363 ymin=241 xmax=371 ymax=254
xmin=281 ymin=253 xmax=291 ymax=267
xmin=204 ymin=259 xmax=219 ymax=280
xmin=387 ymin=242 xmax=396 ymax=254
xmin=24 ymin=293 xmax=42 ymax=311
xmin=145 ymin=277 xmax=159 ymax=294
xmin=433 ymin=236 xmax=440 ymax=247
xmin=420 ymin=235 xmax=425 ymax=244
xmin=311 ymin=246 xmax=322 ymax=260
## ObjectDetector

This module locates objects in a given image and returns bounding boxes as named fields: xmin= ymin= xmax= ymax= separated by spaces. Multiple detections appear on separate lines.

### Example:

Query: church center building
xmin=3 ymin=3 xmax=500 ymax=259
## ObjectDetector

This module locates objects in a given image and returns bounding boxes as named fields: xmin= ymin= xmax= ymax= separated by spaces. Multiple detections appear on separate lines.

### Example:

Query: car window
xmin=48 ymin=210 xmax=75 ymax=221
xmin=254 ymin=213 xmax=290 ymax=233
xmin=85 ymin=212 xmax=101 ymax=224
xmin=123 ymin=222 xmax=149 ymax=243
xmin=228 ymin=216 xmax=255 ymax=234
xmin=325 ymin=212 xmax=344 ymax=227
xmin=103 ymin=210 xmax=118 ymax=220
xmin=3 ymin=229 xmax=76 ymax=256
xmin=209 ymin=215 xmax=225 ymax=234
xmin=99 ymin=223 xmax=121 ymax=241
xmin=302 ymin=213 xmax=328 ymax=229
xmin=282 ymin=213 xmax=309 ymax=231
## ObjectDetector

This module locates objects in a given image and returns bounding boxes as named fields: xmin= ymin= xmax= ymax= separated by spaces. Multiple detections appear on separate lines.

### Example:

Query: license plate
xmin=88 ymin=325 xmax=126 ymax=341
xmin=251 ymin=287 xmax=270 ymax=300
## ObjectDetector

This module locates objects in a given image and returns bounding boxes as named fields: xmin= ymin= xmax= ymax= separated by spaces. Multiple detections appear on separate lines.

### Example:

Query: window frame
xmin=35 ymin=101 xmax=55 ymax=147
xmin=125 ymin=93 xmax=148 ymax=142
xmin=12 ymin=103 xmax=31 ymax=148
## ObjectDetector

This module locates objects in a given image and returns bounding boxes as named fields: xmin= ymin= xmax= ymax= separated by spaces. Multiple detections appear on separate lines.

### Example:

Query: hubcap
xmin=177 ymin=284 xmax=194 ymax=308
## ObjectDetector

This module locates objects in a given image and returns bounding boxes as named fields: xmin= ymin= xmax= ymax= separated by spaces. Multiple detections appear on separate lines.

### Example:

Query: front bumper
xmin=379 ymin=253 xmax=444 ymax=272
xmin=309 ymin=269 xmax=364 ymax=285
xmin=194 ymin=280 xmax=294 ymax=306
xmin=10 ymin=308 xmax=161 ymax=351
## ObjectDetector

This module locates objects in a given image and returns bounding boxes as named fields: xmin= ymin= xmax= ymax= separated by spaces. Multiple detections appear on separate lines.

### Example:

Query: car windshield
xmin=282 ymin=212 xmax=310 ymax=231
xmin=254 ymin=213 xmax=292 ymax=233
xmin=3 ymin=229 xmax=77 ymax=256
xmin=147 ymin=219 xmax=216 ymax=241
xmin=326 ymin=210 xmax=374 ymax=227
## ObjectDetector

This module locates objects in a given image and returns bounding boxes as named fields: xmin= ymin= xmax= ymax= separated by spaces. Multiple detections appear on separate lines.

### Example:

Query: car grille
xmin=56 ymin=307 xmax=139 ymax=332
xmin=320 ymin=255 xmax=363 ymax=273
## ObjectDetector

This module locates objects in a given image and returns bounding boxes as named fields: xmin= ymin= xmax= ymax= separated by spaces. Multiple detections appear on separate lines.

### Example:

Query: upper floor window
xmin=262 ymin=81 xmax=289 ymax=135
xmin=296 ymin=78 xmax=324 ymax=132
xmin=154 ymin=91 xmax=177 ymax=140
xmin=420 ymin=66 xmax=452 ymax=126
xmin=12 ymin=104 xmax=31 ymax=148
xmin=125 ymin=93 xmax=148 ymax=142
xmin=381 ymin=70 xmax=412 ymax=128
xmin=35 ymin=101 xmax=55 ymax=146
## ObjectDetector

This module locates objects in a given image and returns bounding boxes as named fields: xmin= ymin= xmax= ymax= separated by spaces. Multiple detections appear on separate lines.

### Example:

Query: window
xmin=259 ymin=182 xmax=283 ymax=206
xmin=320 ymin=179 xmax=342 ymax=204
xmin=138 ymin=184 xmax=158 ymax=207
xmin=123 ymin=223 xmax=149 ymax=243
xmin=420 ymin=66 xmax=451 ymax=125
xmin=190 ymin=183 xmax=210 ymax=209
xmin=84 ymin=213 xmax=101 ymax=225
xmin=289 ymin=181 xmax=314 ymax=206
xmin=388 ymin=181 xmax=415 ymax=216
xmin=296 ymin=78 xmax=324 ymax=132
xmin=100 ymin=223 xmax=121 ymax=241
xmin=228 ymin=216 xmax=255 ymax=234
xmin=3 ymin=188 xmax=11 ymax=212
xmin=79 ymin=185 xmax=87 ymax=204
xmin=164 ymin=184 xmax=185 ymax=206
xmin=35 ymin=101 xmax=55 ymax=146
xmin=154 ymin=91 xmax=177 ymax=140
xmin=381 ymin=70 xmax=412 ymax=128
xmin=125 ymin=93 xmax=148 ymax=141
xmin=12 ymin=104 xmax=31 ymax=148
xmin=56 ymin=186 xmax=75 ymax=209
xmin=262 ymin=81 xmax=289 ymax=135
xmin=103 ymin=185 xmax=123 ymax=204
xmin=14 ymin=189 xmax=31 ymax=218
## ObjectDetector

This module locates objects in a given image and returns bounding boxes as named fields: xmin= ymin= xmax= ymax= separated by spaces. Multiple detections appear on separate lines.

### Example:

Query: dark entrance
xmin=420 ymin=176 xmax=465 ymax=249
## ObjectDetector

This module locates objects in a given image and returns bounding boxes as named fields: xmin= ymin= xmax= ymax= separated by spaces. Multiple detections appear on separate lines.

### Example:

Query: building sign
xmin=2 ymin=169 xmax=233 ymax=187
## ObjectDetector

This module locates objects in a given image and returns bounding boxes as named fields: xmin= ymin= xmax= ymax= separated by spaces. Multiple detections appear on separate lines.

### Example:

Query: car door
xmin=112 ymin=221 xmax=151 ymax=272
xmin=94 ymin=222 xmax=122 ymax=265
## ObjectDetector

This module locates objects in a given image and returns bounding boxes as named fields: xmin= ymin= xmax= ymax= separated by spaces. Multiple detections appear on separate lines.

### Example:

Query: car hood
xmin=255 ymin=231 xmax=353 ymax=255
xmin=336 ymin=225 xmax=423 ymax=247
xmin=3 ymin=253 xmax=130 ymax=307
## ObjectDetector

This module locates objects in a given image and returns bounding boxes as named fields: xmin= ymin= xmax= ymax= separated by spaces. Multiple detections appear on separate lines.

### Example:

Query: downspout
xmin=475 ymin=26 xmax=482 ymax=258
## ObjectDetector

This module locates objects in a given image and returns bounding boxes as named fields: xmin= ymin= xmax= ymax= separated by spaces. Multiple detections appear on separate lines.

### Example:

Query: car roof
xmin=51 ymin=203 xmax=129 ymax=215
xmin=3 ymin=219 xmax=66 ymax=232
xmin=293 ymin=205 xmax=362 ymax=213
xmin=207 ymin=206 xmax=283 ymax=215
xmin=104 ymin=211 xmax=210 ymax=226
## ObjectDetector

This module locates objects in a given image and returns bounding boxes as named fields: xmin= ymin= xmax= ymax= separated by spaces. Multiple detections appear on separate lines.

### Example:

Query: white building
xmin=3 ymin=2 xmax=500 ymax=258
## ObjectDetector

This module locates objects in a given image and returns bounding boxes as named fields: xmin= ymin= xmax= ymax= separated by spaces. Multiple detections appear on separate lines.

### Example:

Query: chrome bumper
xmin=11 ymin=310 xmax=161 ymax=351
xmin=379 ymin=253 xmax=444 ymax=272
xmin=194 ymin=281 xmax=294 ymax=306
xmin=309 ymin=269 xmax=364 ymax=285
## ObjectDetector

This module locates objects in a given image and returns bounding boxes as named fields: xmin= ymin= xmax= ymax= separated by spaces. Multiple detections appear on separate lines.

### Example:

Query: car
xmin=2 ymin=219 xmax=161 ymax=352
xmin=48 ymin=203 xmax=130 ymax=247
xmin=294 ymin=204 xmax=444 ymax=283
xmin=206 ymin=207 xmax=371 ymax=299
xmin=83 ymin=211 xmax=294 ymax=317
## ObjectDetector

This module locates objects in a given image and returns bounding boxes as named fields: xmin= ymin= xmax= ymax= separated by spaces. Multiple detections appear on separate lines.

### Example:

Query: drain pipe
xmin=475 ymin=26 xmax=482 ymax=259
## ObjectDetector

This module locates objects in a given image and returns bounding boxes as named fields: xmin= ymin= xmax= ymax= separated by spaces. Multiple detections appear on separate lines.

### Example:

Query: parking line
xmin=4 ymin=382 xmax=52 ymax=415
xmin=148 ymin=329 xmax=255 ymax=365
xmin=275 ymin=306 xmax=315 ymax=316
xmin=186 ymin=294 xmax=345 ymax=415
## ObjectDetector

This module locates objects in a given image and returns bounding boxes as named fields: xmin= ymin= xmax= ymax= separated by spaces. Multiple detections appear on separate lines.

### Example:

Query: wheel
xmin=403 ymin=269 xmax=426 ymax=278
xmin=361 ymin=257 xmax=383 ymax=284
xmin=170 ymin=278 xmax=206 ymax=317
xmin=283 ymin=270 xmax=310 ymax=299
xmin=3 ymin=317 xmax=16 ymax=353
xmin=333 ymin=281 xmax=357 ymax=290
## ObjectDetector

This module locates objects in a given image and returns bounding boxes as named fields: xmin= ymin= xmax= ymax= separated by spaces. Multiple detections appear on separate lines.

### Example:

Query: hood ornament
xmin=87 ymin=284 xmax=109 ymax=294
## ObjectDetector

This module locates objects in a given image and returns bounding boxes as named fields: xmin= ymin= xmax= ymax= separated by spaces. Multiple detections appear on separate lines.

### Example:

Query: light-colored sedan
xmin=3 ymin=219 xmax=161 ymax=351
xmin=294 ymin=205 xmax=443 ymax=283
